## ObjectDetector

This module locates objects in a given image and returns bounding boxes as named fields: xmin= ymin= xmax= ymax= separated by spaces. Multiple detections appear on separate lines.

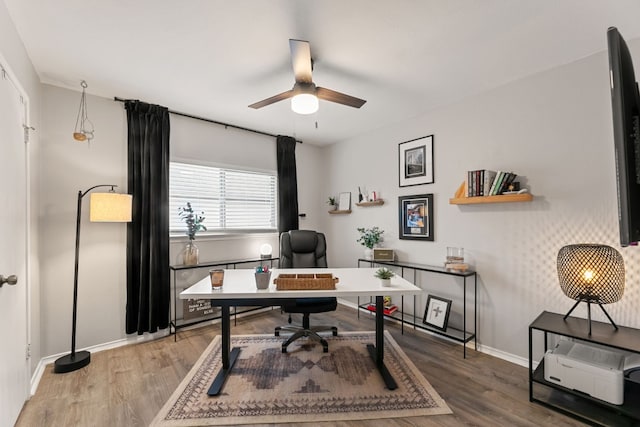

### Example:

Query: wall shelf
xmin=356 ymin=200 xmax=385 ymax=207
xmin=449 ymin=193 xmax=533 ymax=205
xmin=328 ymin=209 xmax=352 ymax=214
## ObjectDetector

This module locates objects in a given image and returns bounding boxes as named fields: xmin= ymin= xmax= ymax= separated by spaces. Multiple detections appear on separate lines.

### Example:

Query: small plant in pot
xmin=375 ymin=267 xmax=394 ymax=287
xmin=327 ymin=196 xmax=337 ymax=210
xmin=357 ymin=226 xmax=384 ymax=259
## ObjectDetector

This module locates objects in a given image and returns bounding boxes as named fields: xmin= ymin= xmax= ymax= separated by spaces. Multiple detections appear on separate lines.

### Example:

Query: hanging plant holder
xmin=73 ymin=80 xmax=95 ymax=142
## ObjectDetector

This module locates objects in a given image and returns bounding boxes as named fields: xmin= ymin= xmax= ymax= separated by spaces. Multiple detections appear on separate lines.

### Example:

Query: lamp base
xmin=563 ymin=300 xmax=618 ymax=335
xmin=54 ymin=350 xmax=91 ymax=373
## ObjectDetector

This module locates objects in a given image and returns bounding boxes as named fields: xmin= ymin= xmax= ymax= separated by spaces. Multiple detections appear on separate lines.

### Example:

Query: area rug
xmin=151 ymin=331 xmax=451 ymax=426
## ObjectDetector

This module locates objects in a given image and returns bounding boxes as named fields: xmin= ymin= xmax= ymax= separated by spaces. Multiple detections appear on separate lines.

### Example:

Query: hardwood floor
xmin=16 ymin=305 xmax=586 ymax=426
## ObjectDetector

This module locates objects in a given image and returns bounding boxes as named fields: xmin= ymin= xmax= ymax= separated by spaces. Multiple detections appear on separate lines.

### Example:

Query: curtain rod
xmin=113 ymin=97 xmax=302 ymax=143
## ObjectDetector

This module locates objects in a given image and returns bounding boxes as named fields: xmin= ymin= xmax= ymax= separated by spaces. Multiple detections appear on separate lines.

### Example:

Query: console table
xmin=529 ymin=311 xmax=640 ymax=425
xmin=169 ymin=257 xmax=278 ymax=340
xmin=357 ymin=259 xmax=477 ymax=358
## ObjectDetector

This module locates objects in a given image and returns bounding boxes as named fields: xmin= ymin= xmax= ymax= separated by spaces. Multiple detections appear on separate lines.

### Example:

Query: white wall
xmin=0 ymin=0 xmax=42 ymax=374
xmin=321 ymin=40 xmax=640 ymax=360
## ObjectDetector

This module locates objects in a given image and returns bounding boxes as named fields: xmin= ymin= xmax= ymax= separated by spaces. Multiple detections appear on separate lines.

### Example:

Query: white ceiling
xmin=5 ymin=0 xmax=640 ymax=146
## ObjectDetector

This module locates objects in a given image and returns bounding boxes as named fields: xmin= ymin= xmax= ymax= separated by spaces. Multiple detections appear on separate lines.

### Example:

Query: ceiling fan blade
xmin=316 ymin=87 xmax=367 ymax=108
xmin=289 ymin=39 xmax=313 ymax=84
xmin=248 ymin=90 xmax=294 ymax=109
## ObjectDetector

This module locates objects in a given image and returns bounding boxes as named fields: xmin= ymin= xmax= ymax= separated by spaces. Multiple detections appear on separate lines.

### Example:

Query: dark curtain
xmin=277 ymin=135 xmax=299 ymax=233
xmin=124 ymin=100 xmax=170 ymax=334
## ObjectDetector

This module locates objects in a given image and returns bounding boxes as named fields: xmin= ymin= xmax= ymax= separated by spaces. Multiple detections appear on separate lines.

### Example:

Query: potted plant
xmin=357 ymin=226 xmax=384 ymax=259
xmin=327 ymin=196 xmax=337 ymax=210
xmin=178 ymin=202 xmax=207 ymax=265
xmin=374 ymin=267 xmax=394 ymax=287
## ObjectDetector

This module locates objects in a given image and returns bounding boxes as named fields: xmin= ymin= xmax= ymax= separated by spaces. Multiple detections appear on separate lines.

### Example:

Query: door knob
xmin=0 ymin=275 xmax=18 ymax=287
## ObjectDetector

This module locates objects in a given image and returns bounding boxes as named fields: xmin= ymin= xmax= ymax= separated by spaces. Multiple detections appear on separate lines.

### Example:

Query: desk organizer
xmin=274 ymin=273 xmax=339 ymax=290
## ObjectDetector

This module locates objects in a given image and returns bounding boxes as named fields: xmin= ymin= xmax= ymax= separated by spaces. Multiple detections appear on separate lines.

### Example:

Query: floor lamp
xmin=54 ymin=185 xmax=132 ymax=374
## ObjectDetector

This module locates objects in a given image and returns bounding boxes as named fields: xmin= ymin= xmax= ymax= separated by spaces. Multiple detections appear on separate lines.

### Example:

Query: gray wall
xmin=320 ymin=40 xmax=640 ymax=362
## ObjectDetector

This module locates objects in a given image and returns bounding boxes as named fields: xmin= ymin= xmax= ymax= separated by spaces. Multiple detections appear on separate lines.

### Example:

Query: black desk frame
xmin=357 ymin=259 xmax=477 ymax=358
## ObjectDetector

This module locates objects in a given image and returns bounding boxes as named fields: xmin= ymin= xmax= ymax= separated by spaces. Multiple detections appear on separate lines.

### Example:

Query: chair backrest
xmin=279 ymin=230 xmax=327 ymax=268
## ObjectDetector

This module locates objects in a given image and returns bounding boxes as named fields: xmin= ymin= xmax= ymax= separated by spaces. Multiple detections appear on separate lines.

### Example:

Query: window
xmin=170 ymin=161 xmax=277 ymax=234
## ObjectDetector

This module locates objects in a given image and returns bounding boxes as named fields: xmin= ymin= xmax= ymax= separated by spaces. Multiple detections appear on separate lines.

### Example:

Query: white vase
xmin=364 ymin=247 xmax=373 ymax=260
xmin=380 ymin=278 xmax=391 ymax=287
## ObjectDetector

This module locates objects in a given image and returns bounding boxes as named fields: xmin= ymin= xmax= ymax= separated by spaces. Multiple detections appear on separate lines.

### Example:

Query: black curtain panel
xmin=276 ymin=135 xmax=299 ymax=233
xmin=124 ymin=100 xmax=171 ymax=334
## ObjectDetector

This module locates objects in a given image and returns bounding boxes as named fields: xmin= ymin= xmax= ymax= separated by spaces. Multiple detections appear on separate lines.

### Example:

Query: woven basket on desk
xmin=274 ymin=273 xmax=339 ymax=290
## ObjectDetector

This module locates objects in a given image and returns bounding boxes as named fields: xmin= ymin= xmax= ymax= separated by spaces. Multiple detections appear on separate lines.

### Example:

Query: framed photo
xmin=338 ymin=192 xmax=351 ymax=211
xmin=398 ymin=135 xmax=434 ymax=187
xmin=398 ymin=194 xmax=434 ymax=241
xmin=423 ymin=295 xmax=452 ymax=331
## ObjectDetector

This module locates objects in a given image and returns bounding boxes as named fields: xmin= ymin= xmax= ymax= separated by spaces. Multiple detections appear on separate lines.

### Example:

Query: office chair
xmin=275 ymin=230 xmax=338 ymax=353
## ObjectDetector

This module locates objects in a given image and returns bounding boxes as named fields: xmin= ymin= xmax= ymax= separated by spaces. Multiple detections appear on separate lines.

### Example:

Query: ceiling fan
xmin=248 ymin=39 xmax=367 ymax=115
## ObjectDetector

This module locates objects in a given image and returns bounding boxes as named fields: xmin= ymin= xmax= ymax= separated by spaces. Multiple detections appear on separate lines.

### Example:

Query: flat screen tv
xmin=608 ymin=27 xmax=640 ymax=247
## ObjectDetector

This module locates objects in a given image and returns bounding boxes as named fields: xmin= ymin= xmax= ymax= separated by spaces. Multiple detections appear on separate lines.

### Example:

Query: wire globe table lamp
xmin=557 ymin=244 xmax=625 ymax=335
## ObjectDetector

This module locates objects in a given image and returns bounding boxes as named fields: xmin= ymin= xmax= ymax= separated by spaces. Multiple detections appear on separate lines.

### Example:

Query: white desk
xmin=181 ymin=268 xmax=421 ymax=395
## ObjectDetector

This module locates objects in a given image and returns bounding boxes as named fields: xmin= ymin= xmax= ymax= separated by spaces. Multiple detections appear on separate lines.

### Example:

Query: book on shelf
xmin=464 ymin=169 xmax=519 ymax=197
xmin=366 ymin=304 xmax=398 ymax=315
xmin=483 ymin=170 xmax=496 ymax=196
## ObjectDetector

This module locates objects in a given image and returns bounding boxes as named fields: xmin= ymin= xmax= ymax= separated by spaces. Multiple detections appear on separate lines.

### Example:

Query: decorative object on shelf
xmin=557 ymin=244 xmax=625 ymax=335
xmin=399 ymin=194 xmax=434 ymax=241
xmin=55 ymin=185 xmax=132 ymax=374
xmin=423 ymin=295 xmax=452 ymax=331
xmin=254 ymin=265 xmax=271 ymax=289
xmin=259 ymin=243 xmax=273 ymax=259
xmin=357 ymin=226 xmax=384 ymax=259
xmin=327 ymin=196 xmax=337 ymax=210
xmin=398 ymin=135 xmax=434 ymax=187
xmin=178 ymin=202 xmax=207 ymax=265
xmin=72 ymin=80 xmax=95 ymax=142
xmin=373 ymin=248 xmax=394 ymax=261
xmin=358 ymin=186 xmax=364 ymax=202
xmin=338 ymin=192 xmax=351 ymax=211
xmin=445 ymin=247 xmax=468 ymax=271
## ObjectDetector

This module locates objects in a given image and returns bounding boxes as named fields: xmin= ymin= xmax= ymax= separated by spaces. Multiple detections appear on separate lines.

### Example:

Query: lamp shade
xmin=291 ymin=93 xmax=318 ymax=115
xmin=89 ymin=193 xmax=132 ymax=222
xmin=557 ymin=244 xmax=625 ymax=304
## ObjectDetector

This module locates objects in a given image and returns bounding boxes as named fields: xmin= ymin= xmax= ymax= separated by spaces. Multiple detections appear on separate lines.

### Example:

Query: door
xmin=0 ymin=60 xmax=30 ymax=426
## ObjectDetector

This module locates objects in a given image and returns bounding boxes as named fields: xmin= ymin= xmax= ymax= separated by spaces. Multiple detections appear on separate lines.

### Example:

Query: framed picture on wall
xmin=398 ymin=135 xmax=434 ymax=187
xmin=398 ymin=193 xmax=434 ymax=241
xmin=423 ymin=295 xmax=452 ymax=331
xmin=338 ymin=192 xmax=351 ymax=211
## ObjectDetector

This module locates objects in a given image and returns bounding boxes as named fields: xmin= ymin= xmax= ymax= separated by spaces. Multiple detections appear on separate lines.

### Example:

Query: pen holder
xmin=255 ymin=271 xmax=271 ymax=289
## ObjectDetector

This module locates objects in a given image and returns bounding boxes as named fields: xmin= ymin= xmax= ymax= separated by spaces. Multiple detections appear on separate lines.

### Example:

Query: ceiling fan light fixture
xmin=291 ymin=93 xmax=318 ymax=115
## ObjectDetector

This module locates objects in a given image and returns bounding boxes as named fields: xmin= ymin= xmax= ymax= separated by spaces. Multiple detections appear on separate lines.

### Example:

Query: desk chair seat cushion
xmin=282 ymin=297 xmax=337 ymax=314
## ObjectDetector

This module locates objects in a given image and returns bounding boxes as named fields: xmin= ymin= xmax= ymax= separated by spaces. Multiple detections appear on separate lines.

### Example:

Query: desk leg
xmin=208 ymin=305 xmax=241 ymax=396
xmin=366 ymin=295 xmax=397 ymax=390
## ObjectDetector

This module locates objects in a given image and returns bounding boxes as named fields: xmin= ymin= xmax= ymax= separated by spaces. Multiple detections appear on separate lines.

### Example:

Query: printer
xmin=544 ymin=340 xmax=625 ymax=405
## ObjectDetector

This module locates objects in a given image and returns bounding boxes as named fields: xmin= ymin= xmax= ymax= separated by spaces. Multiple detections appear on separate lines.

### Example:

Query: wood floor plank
xmin=16 ymin=305 xmax=587 ymax=427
